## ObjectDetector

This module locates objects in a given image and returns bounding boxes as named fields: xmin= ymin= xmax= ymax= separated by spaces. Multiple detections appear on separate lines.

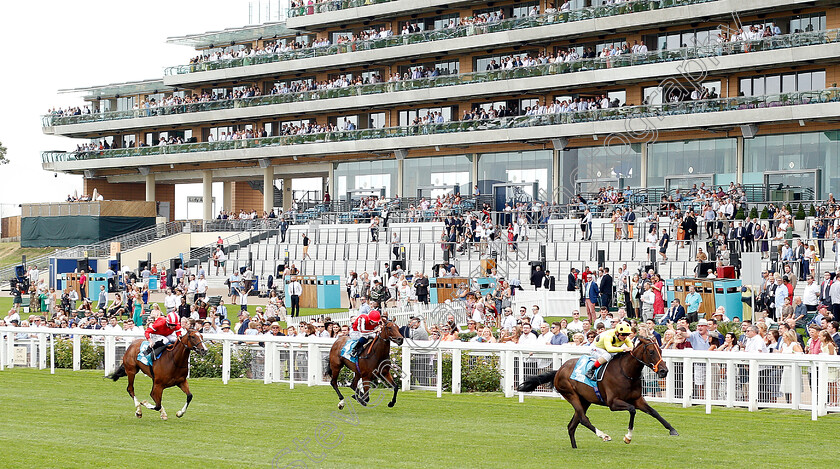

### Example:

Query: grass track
xmin=0 ymin=368 xmax=836 ymax=468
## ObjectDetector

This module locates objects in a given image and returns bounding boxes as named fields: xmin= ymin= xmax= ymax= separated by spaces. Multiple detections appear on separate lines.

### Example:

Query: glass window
xmin=403 ymin=155 xmax=472 ymax=197
xmin=366 ymin=112 xmax=386 ymax=129
xmin=477 ymin=150 xmax=553 ymax=202
xmin=765 ymin=75 xmax=781 ymax=95
xmin=647 ymin=139 xmax=737 ymax=188
xmin=116 ymin=97 xmax=135 ymax=112
xmin=334 ymin=160 xmax=399 ymax=199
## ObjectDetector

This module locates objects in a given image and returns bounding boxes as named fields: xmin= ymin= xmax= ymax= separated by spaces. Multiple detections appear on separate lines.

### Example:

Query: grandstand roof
xmin=59 ymin=79 xmax=173 ymax=100
xmin=166 ymin=22 xmax=302 ymax=49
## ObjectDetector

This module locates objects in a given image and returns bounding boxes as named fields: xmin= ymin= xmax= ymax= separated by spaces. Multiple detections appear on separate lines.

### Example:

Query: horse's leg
xmin=573 ymin=398 xmax=610 ymax=442
xmin=331 ymin=360 xmax=346 ymax=410
xmin=350 ymin=374 xmax=366 ymax=406
xmin=142 ymin=382 xmax=167 ymax=420
xmin=634 ymin=397 xmax=679 ymax=436
xmin=379 ymin=365 xmax=399 ymax=408
xmin=606 ymin=398 xmax=636 ymax=444
xmin=563 ymin=393 xmax=594 ymax=448
xmin=175 ymin=380 xmax=192 ymax=418
xmin=125 ymin=360 xmax=142 ymax=418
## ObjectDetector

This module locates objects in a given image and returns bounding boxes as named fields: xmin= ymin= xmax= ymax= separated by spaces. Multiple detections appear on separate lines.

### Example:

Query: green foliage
xmin=785 ymin=203 xmax=793 ymax=214
xmin=458 ymin=332 xmax=477 ymax=342
xmin=734 ymin=207 xmax=746 ymax=220
xmin=749 ymin=207 xmax=759 ymax=219
xmin=188 ymin=342 xmax=254 ymax=379
xmin=760 ymin=206 xmax=769 ymax=220
xmin=809 ymin=204 xmax=816 ymax=217
xmin=52 ymin=337 xmax=104 ymax=369
xmin=442 ymin=352 xmax=502 ymax=393
xmin=0 ymin=140 xmax=7 ymax=165
xmin=795 ymin=204 xmax=806 ymax=220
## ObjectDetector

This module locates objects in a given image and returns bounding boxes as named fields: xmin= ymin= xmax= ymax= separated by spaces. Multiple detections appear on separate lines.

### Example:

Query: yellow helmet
xmin=615 ymin=323 xmax=632 ymax=335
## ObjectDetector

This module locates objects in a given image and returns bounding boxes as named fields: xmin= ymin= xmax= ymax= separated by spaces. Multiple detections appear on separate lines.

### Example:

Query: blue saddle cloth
xmin=341 ymin=339 xmax=359 ymax=364
xmin=570 ymin=356 xmax=605 ymax=401
xmin=137 ymin=341 xmax=163 ymax=367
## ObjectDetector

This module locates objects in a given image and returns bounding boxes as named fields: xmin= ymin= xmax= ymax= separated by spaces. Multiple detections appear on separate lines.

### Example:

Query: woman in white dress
xmin=779 ymin=329 xmax=803 ymax=403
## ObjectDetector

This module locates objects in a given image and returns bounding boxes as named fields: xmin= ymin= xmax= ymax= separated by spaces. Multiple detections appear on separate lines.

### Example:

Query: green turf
xmin=0 ymin=368 xmax=835 ymax=468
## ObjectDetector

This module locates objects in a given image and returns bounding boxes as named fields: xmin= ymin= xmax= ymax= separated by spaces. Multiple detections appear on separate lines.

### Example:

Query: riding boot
xmin=585 ymin=364 xmax=599 ymax=381
xmin=151 ymin=340 xmax=168 ymax=358
xmin=352 ymin=337 xmax=367 ymax=358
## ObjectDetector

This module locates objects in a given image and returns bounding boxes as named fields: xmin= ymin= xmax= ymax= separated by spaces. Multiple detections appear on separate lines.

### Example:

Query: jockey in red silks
xmin=350 ymin=309 xmax=381 ymax=357
xmin=143 ymin=312 xmax=183 ymax=358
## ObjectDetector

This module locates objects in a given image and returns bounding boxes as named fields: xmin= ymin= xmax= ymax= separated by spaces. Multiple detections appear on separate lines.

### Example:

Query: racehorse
xmin=517 ymin=337 xmax=678 ymax=448
xmin=109 ymin=329 xmax=207 ymax=420
xmin=326 ymin=321 xmax=404 ymax=410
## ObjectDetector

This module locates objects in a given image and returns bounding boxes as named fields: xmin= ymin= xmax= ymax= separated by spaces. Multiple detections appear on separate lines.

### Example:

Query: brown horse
xmin=326 ymin=321 xmax=404 ymax=410
xmin=517 ymin=337 xmax=678 ymax=448
xmin=109 ymin=329 xmax=207 ymax=420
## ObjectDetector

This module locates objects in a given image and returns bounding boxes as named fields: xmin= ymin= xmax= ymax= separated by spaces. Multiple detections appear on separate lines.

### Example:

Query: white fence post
xmin=436 ymin=349 xmax=443 ymax=398
xmin=38 ymin=334 xmax=47 ymax=370
xmin=705 ymin=358 xmax=712 ymax=414
xmin=222 ymin=339 xmax=231 ymax=384
xmin=308 ymin=343 xmax=321 ymax=386
xmin=811 ymin=362 xmax=818 ymax=421
xmin=748 ymin=359 xmax=759 ymax=412
xmin=682 ymin=357 xmax=692 ymax=408
xmin=6 ymin=333 xmax=13 ymax=369
xmin=104 ymin=335 xmax=116 ymax=376
xmin=72 ymin=335 xmax=81 ymax=371
xmin=264 ymin=342 xmax=274 ymax=384
xmin=0 ymin=332 xmax=5 ymax=371
xmin=725 ymin=359 xmax=735 ymax=408
xmin=289 ymin=344 xmax=295 ymax=390
xmin=665 ymin=357 xmax=674 ymax=401
xmin=29 ymin=341 xmax=37 ymax=368
xmin=518 ymin=351 xmax=526 ymax=404
xmin=818 ymin=361 xmax=829 ymax=417
xmin=50 ymin=334 xmax=55 ymax=375
xmin=502 ymin=350 xmax=515 ymax=398
xmin=791 ymin=362 xmax=802 ymax=411
xmin=401 ymin=343 xmax=410 ymax=391
xmin=451 ymin=348 xmax=461 ymax=394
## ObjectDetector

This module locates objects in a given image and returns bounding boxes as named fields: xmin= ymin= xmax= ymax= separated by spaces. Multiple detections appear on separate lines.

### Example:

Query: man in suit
xmin=530 ymin=265 xmax=545 ymax=290
xmin=733 ymin=221 xmax=745 ymax=252
xmin=599 ymin=267 xmax=613 ymax=309
xmin=567 ymin=268 xmax=578 ymax=292
xmin=584 ymin=274 xmax=599 ymax=322
xmin=816 ymin=220 xmax=828 ymax=258
xmin=659 ymin=299 xmax=686 ymax=325
xmin=543 ymin=270 xmax=556 ymax=291
xmin=793 ymin=240 xmax=806 ymax=281
xmin=744 ymin=217 xmax=755 ymax=252
xmin=829 ymin=321 xmax=840 ymax=350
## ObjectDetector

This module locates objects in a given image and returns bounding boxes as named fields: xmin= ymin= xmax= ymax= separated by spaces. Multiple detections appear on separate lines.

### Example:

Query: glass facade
xmin=647 ymin=139 xmax=737 ymax=189
xmin=334 ymin=159 xmax=399 ymax=199
xmin=562 ymin=144 xmax=642 ymax=197
xmin=402 ymin=155 xmax=472 ymax=199
xmin=477 ymin=150 xmax=553 ymax=203
xmin=744 ymin=131 xmax=840 ymax=200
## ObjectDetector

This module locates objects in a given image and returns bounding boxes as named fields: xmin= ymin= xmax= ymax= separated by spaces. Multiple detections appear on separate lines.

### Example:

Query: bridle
xmin=630 ymin=338 xmax=664 ymax=373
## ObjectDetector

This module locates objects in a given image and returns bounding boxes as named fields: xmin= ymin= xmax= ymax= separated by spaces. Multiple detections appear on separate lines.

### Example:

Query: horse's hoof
xmin=176 ymin=411 xmax=183 ymax=418
xmin=623 ymin=436 xmax=631 ymax=444
xmin=387 ymin=401 xmax=395 ymax=408
xmin=602 ymin=435 xmax=611 ymax=442
xmin=161 ymin=414 xmax=168 ymax=421
xmin=135 ymin=412 xmax=142 ymax=418
xmin=338 ymin=400 xmax=345 ymax=410
xmin=670 ymin=429 xmax=679 ymax=436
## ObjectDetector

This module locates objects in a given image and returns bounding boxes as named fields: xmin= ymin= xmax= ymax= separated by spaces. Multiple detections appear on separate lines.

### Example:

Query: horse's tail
xmin=108 ymin=364 xmax=127 ymax=382
xmin=324 ymin=354 xmax=332 ymax=378
xmin=517 ymin=370 xmax=556 ymax=392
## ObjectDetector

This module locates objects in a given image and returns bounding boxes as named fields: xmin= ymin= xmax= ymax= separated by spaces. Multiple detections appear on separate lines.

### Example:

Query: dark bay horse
xmin=517 ymin=337 xmax=678 ymax=448
xmin=109 ymin=329 xmax=207 ymax=420
xmin=326 ymin=321 xmax=404 ymax=410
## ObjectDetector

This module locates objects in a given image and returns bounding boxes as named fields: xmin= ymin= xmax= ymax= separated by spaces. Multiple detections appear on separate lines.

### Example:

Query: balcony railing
xmin=41 ymin=88 xmax=840 ymax=164
xmin=42 ymin=28 xmax=840 ymax=128
xmin=287 ymin=0 xmax=395 ymax=19
xmin=163 ymin=0 xmax=720 ymax=76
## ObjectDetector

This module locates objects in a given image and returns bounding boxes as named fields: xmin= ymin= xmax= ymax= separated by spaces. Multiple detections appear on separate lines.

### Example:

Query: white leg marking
xmin=624 ymin=429 xmax=633 ymax=444
xmin=338 ymin=399 xmax=345 ymax=410
xmin=160 ymin=406 xmax=168 ymax=420
xmin=596 ymin=429 xmax=611 ymax=441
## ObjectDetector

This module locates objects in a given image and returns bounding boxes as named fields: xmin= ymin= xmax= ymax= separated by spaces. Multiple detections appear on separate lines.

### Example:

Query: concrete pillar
xmin=223 ymin=181 xmax=233 ymax=212
xmin=551 ymin=150 xmax=560 ymax=203
xmin=640 ymin=143 xmax=648 ymax=189
xmin=397 ymin=159 xmax=404 ymax=198
xmin=736 ymin=137 xmax=744 ymax=185
xmin=145 ymin=173 xmax=155 ymax=202
xmin=202 ymin=170 xmax=213 ymax=220
xmin=263 ymin=166 xmax=274 ymax=213
xmin=282 ymin=177 xmax=293 ymax=212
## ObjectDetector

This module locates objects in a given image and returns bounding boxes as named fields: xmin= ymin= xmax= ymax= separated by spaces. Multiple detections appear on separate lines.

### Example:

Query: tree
xmin=0 ymin=140 xmax=7 ymax=165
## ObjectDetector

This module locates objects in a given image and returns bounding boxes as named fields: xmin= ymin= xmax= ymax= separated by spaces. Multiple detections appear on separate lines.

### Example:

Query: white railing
xmin=2 ymin=327 xmax=838 ymax=419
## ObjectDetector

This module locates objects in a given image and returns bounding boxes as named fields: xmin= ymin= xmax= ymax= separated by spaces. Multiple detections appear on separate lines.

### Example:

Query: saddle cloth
xmin=341 ymin=339 xmax=359 ymax=364
xmin=137 ymin=340 xmax=164 ymax=367
xmin=570 ymin=356 xmax=608 ymax=401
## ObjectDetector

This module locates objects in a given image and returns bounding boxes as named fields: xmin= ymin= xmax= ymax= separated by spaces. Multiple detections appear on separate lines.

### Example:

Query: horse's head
xmin=381 ymin=320 xmax=404 ymax=346
xmin=181 ymin=329 xmax=208 ymax=356
xmin=633 ymin=336 xmax=667 ymax=378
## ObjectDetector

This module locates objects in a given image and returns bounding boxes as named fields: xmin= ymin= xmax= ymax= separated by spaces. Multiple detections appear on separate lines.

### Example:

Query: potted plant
xmin=749 ymin=206 xmax=759 ymax=219
xmin=794 ymin=203 xmax=807 ymax=232
xmin=760 ymin=206 xmax=769 ymax=220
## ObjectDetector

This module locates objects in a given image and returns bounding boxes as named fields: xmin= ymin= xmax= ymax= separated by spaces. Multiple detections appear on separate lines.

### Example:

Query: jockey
xmin=349 ymin=309 xmax=381 ymax=357
xmin=143 ymin=312 xmax=184 ymax=358
xmin=585 ymin=323 xmax=633 ymax=380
